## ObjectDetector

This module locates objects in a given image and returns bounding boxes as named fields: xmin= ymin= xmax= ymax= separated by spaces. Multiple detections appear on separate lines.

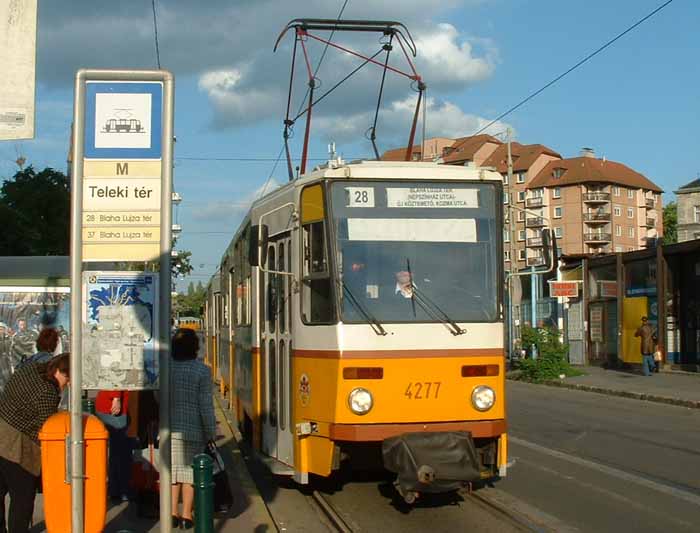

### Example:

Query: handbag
xmin=204 ymin=441 xmax=233 ymax=512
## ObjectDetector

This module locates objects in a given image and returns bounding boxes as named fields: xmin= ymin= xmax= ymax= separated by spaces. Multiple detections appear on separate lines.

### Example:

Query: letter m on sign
xmin=116 ymin=162 xmax=129 ymax=175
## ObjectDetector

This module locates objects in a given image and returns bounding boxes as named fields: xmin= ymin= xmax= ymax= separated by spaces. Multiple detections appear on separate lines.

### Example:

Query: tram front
xmin=305 ymin=167 xmax=507 ymax=500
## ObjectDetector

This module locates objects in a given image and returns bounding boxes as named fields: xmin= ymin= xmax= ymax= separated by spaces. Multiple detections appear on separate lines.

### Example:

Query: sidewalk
xmin=516 ymin=366 xmax=700 ymax=409
xmin=28 ymin=397 xmax=276 ymax=532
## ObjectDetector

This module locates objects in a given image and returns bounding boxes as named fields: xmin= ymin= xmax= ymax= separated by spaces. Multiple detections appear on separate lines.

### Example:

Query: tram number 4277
xmin=404 ymin=382 xmax=441 ymax=400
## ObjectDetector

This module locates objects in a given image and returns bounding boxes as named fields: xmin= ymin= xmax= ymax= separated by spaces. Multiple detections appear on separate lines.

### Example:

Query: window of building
xmin=554 ymin=227 xmax=563 ymax=238
xmin=503 ymin=174 xmax=509 ymax=185
xmin=516 ymin=172 xmax=525 ymax=184
xmin=503 ymin=192 xmax=509 ymax=204
xmin=553 ymin=168 xmax=565 ymax=179
xmin=628 ymin=247 xmax=634 ymax=252
xmin=504 ymin=230 xmax=510 ymax=242
xmin=613 ymin=206 xmax=621 ymax=217
xmin=518 ymin=230 xmax=526 ymax=241
xmin=532 ymin=188 xmax=544 ymax=198
xmin=628 ymin=227 xmax=635 ymax=238
xmin=615 ymin=246 xmax=623 ymax=252
xmin=627 ymin=189 xmax=634 ymax=199
xmin=518 ymin=249 xmax=526 ymax=261
xmin=554 ymin=206 xmax=563 ymax=218
xmin=615 ymin=225 xmax=622 ymax=236
xmin=517 ymin=210 xmax=525 ymax=222
xmin=517 ymin=191 xmax=526 ymax=202
xmin=627 ymin=207 xmax=634 ymax=219
xmin=552 ymin=187 xmax=561 ymax=198
xmin=695 ymin=206 xmax=700 ymax=223
xmin=613 ymin=186 xmax=621 ymax=196
xmin=504 ymin=250 xmax=511 ymax=261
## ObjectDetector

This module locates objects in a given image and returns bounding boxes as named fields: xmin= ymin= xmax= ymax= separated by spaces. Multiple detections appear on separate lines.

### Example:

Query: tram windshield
xmin=330 ymin=181 xmax=500 ymax=324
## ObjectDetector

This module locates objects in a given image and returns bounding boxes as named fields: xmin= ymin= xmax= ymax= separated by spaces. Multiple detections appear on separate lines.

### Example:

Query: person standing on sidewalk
xmin=170 ymin=328 xmax=217 ymax=530
xmin=95 ymin=390 xmax=133 ymax=503
xmin=634 ymin=316 xmax=657 ymax=376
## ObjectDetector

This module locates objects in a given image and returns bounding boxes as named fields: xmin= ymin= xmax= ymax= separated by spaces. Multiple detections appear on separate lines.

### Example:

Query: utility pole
xmin=506 ymin=128 xmax=515 ymax=358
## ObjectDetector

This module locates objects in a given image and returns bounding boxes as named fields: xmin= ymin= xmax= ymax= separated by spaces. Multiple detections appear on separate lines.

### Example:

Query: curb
xmin=508 ymin=377 xmax=700 ymax=409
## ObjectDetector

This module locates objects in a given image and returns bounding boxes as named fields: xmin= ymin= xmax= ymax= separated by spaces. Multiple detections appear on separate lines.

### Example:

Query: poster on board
xmin=0 ymin=288 xmax=70 ymax=392
xmin=82 ymin=271 xmax=159 ymax=390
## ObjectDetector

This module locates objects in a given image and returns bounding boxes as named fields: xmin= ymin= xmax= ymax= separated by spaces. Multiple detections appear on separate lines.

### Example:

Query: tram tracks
xmin=308 ymin=490 xmax=355 ymax=533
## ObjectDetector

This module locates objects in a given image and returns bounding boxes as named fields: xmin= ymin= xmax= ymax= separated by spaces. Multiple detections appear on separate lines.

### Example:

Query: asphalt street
xmin=501 ymin=381 xmax=700 ymax=532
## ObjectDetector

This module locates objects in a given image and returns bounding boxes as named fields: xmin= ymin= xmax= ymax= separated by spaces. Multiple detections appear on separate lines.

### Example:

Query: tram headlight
xmin=471 ymin=385 xmax=495 ymax=411
xmin=348 ymin=387 xmax=373 ymax=415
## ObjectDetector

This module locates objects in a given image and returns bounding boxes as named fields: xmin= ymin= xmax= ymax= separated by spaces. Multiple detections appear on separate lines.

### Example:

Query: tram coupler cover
xmin=382 ymin=431 xmax=480 ymax=494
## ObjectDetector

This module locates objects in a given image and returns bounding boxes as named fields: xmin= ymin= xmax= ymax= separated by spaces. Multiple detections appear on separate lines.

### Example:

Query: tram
xmin=205 ymin=158 xmax=511 ymax=501
xmin=176 ymin=316 xmax=202 ymax=331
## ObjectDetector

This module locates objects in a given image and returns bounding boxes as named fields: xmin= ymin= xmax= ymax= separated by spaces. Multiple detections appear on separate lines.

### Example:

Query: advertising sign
xmin=0 ymin=0 xmax=37 ymax=140
xmin=549 ymin=281 xmax=579 ymax=298
xmin=82 ymin=272 xmax=159 ymax=390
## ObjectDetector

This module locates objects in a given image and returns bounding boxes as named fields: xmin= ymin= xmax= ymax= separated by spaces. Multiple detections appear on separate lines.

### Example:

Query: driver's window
xmin=300 ymin=184 xmax=335 ymax=324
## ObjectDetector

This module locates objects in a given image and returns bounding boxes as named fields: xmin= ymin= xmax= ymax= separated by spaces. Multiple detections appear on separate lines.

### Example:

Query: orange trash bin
xmin=38 ymin=411 xmax=109 ymax=533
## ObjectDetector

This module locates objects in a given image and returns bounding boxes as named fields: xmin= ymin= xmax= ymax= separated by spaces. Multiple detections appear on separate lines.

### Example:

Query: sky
xmin=1 ymin=0 xmax=697 ymax=291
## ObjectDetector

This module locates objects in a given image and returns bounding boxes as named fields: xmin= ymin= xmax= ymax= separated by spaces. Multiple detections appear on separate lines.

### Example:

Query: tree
xmin=171 ymin=237 xmax=193 ymax=279
xmin=663 ymin=202 xmax=677 ymax=244
xmin=0 ymin=166 xmax=70 ymax=255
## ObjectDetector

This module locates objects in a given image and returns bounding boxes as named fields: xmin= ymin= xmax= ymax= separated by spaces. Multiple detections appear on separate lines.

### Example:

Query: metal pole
xmin=506 ymin=128 xmax=515 ymax=358
xmin=531 ymin=265 xmax=538 ymax=359
xmin=69 ymin=70 xmax=87 ymax=533
xmin=159 ymin=71 xmax=175 ymax=532
xmin=192 ymin=454 xmax=215 ymax=533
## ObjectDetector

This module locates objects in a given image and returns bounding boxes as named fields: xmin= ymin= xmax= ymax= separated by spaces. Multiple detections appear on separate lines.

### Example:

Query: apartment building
xmin=522 ymin=148 xmax=663 ymax=267
xmin=675 ymin=178 xmax=700 ymax=242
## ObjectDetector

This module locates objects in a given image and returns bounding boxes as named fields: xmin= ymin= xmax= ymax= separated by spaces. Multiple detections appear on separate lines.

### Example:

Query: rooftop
xmin=481 ymin=142 xmax=561 ymax=173
xmin=529 ymin=156 xmax=663 ymax=192
xmin=675 ymin=178 xmax=700 ymax=193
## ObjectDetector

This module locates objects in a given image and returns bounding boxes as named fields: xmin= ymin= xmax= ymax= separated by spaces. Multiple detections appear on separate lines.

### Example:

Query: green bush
xmin=515 ymin=326 xmax=582 ymax=382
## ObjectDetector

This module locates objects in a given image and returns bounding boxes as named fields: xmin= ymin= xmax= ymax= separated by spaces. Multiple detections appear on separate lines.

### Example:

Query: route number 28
xmin=346 ymin=187 xmax=375 ymax=208
xmin=404 ymin=382 xmax=441 ymax=400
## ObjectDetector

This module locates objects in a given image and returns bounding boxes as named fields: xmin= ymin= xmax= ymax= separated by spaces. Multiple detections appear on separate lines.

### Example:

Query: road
xmin=501 ymin=381 xmax=700 ymax=532
xmin=244 ymin=380 xmax=700 ymax=532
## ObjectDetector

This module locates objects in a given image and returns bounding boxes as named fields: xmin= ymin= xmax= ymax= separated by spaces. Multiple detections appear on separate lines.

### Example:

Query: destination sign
xmin=83 ymin=226 xmax=161 ymax=243
xmin=386 ymin=187 xmax=478 ymax=209
xmin=83 ymin=211 xmax=161 ymax=226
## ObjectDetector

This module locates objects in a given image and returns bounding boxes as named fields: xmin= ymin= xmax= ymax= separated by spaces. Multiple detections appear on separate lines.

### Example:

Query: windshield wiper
xmin=410 ymin=284 xmax=466 ymax=336
xmin=341 ymin=282 xmax=388 ymax=336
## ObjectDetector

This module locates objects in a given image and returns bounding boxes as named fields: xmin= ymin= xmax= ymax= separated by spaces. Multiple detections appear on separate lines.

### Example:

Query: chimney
xmin=581 ymin=147 xmax=595 ymax=158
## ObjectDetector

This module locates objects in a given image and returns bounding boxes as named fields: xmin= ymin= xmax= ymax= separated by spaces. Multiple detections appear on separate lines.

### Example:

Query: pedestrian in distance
xmin=0 ymin=323 xmax=13 ymax=394
xmin=170 ymin=328 xmax=216 ymax=530
xmin=634 ymin=316 xmax=657 ymax=377
xmin=95 ymin=390 xmax=133 ymax=503
xmin=0 ymin=353 xmax=70 ymax=533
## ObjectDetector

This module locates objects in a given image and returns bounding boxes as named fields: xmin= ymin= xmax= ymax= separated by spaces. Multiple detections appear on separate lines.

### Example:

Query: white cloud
xmin=314 ymin=94 xmax=512 ymax=145
xmin=190 ymin=178 xmax=283 ymax=222
xmin=416 ymin=24 xmax=496 ymax=86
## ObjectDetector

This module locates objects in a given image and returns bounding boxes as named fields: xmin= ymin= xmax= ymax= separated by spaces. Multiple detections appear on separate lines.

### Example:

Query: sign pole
xmin=69 ymin=69 xmax=88 ymax=533
xmin=159 ymin=71 xmax=174 ymax=532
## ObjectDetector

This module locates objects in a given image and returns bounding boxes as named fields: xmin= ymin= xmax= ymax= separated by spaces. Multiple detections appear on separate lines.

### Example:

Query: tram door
xmin=261 ymin=235 xmax=294 ymax=466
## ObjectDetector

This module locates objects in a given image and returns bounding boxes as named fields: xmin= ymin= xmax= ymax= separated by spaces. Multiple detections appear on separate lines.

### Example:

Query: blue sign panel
xmin=84 ymin=82 xmax=163 ymax=159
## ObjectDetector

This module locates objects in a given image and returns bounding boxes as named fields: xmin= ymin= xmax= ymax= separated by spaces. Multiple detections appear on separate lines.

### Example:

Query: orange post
xmin=39 ymin=412 xmax=109 ymax=532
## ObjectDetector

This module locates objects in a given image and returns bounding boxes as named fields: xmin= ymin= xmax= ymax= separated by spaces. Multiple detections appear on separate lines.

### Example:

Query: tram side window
xmin=301 ymin=184 xmax=335 ymax=324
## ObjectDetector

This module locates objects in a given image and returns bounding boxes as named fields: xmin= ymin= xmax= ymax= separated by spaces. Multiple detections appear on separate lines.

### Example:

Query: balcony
xmin=527 ymin=236 xmax=543 ymax=247
xmin=526 ymin=197 xmax=544 ymax=208
xmin=526 ymin=217 xmax=546 ymax=227
xmin=645 ymin=198 xmax=655 ymax=209
xmin=583 ymin=192 xmax=610 ymax=203
xmin=646 ymin=217 xmax=656 ymax=227
xmin=583 ymin=212 xmax=611 ymax=224
xmin=584 ymin=232 xmax=612 ymax=244
xmin=527 ymin=256 xmax=546 ymax=267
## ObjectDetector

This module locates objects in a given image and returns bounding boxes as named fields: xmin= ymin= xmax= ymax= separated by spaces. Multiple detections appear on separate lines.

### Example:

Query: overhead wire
xmin=151 ymin=0 xmax=161 ymax=69
xmin=472 ymin=0 xmax=675 ymax=136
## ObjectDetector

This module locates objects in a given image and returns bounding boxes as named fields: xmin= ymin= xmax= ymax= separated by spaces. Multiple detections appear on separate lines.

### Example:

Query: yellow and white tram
xmin=205 ymin=159 xmax=508 ymax=499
